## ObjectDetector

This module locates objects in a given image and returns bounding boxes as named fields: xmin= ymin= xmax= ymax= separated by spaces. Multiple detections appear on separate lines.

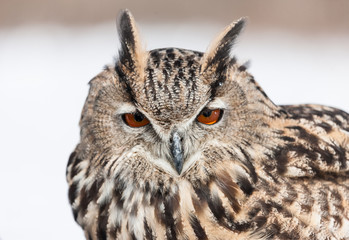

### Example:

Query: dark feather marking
xmin=167 ymin=52 xmax=175 ymax=60
xmin=187 ymin=58 xmax=195 ymax=68
xmin=79 ymin=186 xmax=90 ymax=217
xmin=194 ymin=181 xmax=236 ymax=230
xmin=130 ymin=231 xmax=137 ymax=240
xmin=254 ymin=216 xmax=268 ymax=228
xmin=264 ymin=223 xmax=281 ymax=239
xmin=280 ymin=136 xmax=296 ymax=142
xmin=284 ymin=106 xmax=314 ymax=121
xmin=107 ymin=157 xmax=119 ymax=177
xmin=190 ymin=72 xmax=198 ymax=103
xmin=130 ymin=202 xmax=138 ymax=216
xmin=147 ymin=68 xmax=156 ymax=101
xmin=79 ymin=179 xmax=102 ymax=216
xmin=144 ymin=218 xmax=154 ymax=240
xmin=331 ymin=144 xmax=347 ymax=169
xmin=274 ymin=147 xmax=290 ymax=175
xmin=177 ymin=49 xmax=186 ymax=55
xmin=178 ymin=68 xmax=184 ymax=79
xmin=301 ymin=203 xmax=312 ymax=213
xmin=195 ymin=51 xmax=204 ymax=57
xmin=144 ymin=181 xmax=150 ymax=194
xmin=193 ymin=182 xmax=212 ymax=211
xmin=317 ymin=121 xmax=333 ymax=133
xmin=258 ymin=200 xmax=278 ymax=216
xmin=332 ymin=215 xmax=343 ymax=228
xmin=191 ymin=192 xmax=204 ymax=215
xmin=115 ymin=65 xmax=136 ymax=103
xmin=238 ymin=146 xmax=258 ymax=182
xmin=278 ymin=108 xmax=289 ymax=117
xmin=208 ymin=192 xmax=228 ymax=225
xmin=188 ymin=69 xmax=196 ymax=82
xmin=271 ymin=202 xmax=292 ymax=218
xmin=189 ymin=214 xmax=208 ymax=240
xmin=279 ymin=229 xmax=300 ymax=239
xmin=300 ymin=183 xmax=313 ymax=213
xmin=67 ymin=151 xmax=76 ymax=172
xmin=103 ymin=64 xmax=111 ymax=71
xmin=70 ymin=157 xmax=82 ymax=181
xmin=108 ymin=223 xmax=118 ymax=239
xmin=236 ymin=175 xmax=254 ymax=196
xmin=275 ymin=144 xmax=320 ymax=175
xmin=150 ymin=50 xmax=161 ymax=68
xmin=331 ymin=189 xmax=344 ymax=212
xmin=318 ymin=187 xmax=330 ymax=221
xmin=238 ymin=64 xmax=247 ymax=71
xmin=162 ymin=69 xmax=169 ymax=82
xmin=87 ymin=233 xmax=93 ymax=240
xmin=153 ymin=197 xmax=163 ymax=224
xmin=209 ymin=58 xmax=236 ymax=99
xmin=150 ymin=185 xmax=163 ymax=206
xmin=96 ymin=201 xmax=109 ymax=240
xmin=174 ymin=58 xmax=183 ymax=68
xmin=282 ymin=181 xmax=298 ymax=204
xmin=68 ymin=181 xmax=78 ymax=204
xmin=215 ymin=170 xmax=241 ymax=212
xmin=163 ymin=194 xmax=180 ymax=240
xmin=114 ymin=180 xmax=125 ymax=221
xmin=283 ymin=106 xmax=349 ymax=130
xmin=164 ymin=61 xmax=172 ymax=73
xmin=72 ymin=208 xmax=78 ymax=221
xmin=285 ymin=126 xmax=320 ymax=145
xmin=285 ymin=125 xmax=346 ymax=168
xmin=108 ymin=189 xmax=122 ymax=239
xmin=151 ymin=188 xmax=180 ymax=240
xmin=85 ymin=154 xmax=104 ymax=178
xmin=255 ymin=85 xmax=268 ymax=99
xmin=247 ymin=206 xmax=261 ymax=219
xmin=166 ymin=48 xmax=174 ymax=54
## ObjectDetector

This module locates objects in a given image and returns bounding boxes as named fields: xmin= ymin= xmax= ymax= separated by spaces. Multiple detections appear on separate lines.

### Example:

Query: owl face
xmin=115 ymin=48 xmax=232 ymax=176
xmin=77 ymin=10 xmax=277 ymax=182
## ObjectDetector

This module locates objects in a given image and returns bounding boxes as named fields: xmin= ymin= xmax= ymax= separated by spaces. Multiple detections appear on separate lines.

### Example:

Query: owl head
xmin=67 ymin=9 xmax=283 ymax=238
xmin=77 ymin=9 xmax=279 ymax=176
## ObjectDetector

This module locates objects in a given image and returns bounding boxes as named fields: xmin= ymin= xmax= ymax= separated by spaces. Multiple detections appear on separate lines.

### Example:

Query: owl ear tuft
xmin=201 ymin=18 xmax=246 ymax=73
xmin=117 ymin=9 xmax=147 ymax=76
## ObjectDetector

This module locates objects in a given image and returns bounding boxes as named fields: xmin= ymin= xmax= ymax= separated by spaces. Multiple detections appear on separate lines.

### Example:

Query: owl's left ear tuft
xmin=201 ymin=18 xmax=246 ymax=73
xmin=116 ymin=9 xmax=147 ymax=76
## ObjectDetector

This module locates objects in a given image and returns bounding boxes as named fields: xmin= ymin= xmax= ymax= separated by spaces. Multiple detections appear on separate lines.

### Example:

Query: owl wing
xmin=274 ymin=104 xmax=349 ymax=178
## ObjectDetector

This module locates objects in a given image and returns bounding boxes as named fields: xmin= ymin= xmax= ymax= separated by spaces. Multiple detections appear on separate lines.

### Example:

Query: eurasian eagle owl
xmin=66 ymin=10 xmax=349 ymax=239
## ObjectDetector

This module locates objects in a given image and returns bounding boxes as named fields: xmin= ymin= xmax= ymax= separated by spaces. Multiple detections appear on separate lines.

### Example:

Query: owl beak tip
xmin=175 ymin=160 xmax=183 ymax=175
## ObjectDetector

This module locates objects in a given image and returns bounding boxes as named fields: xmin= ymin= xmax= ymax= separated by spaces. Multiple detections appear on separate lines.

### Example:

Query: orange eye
xmin=197 ymin=108 xmax=223 ymax=125
xmin=122 ymin=112 xmax=150 ymax=128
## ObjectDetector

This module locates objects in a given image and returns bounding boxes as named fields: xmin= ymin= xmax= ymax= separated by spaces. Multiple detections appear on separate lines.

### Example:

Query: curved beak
xmin=170 ymin=131 xmax=184 ymax=174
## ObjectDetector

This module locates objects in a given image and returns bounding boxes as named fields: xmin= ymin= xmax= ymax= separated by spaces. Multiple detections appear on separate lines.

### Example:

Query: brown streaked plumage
xmin=66 ymin=9 xmax=349 ymax=240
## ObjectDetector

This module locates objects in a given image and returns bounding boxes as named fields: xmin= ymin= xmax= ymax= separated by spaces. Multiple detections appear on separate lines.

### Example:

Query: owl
xmin=66 ymin=9 xmax=349 ymax=240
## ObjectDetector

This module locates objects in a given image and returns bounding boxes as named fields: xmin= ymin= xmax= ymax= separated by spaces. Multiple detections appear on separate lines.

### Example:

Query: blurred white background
xmin=0 ymin=1 xmax=348 ymax=239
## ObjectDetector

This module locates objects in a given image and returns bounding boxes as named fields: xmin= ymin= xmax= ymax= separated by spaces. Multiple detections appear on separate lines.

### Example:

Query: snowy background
xmin=0 ymin=1 xmax=349 ymax=239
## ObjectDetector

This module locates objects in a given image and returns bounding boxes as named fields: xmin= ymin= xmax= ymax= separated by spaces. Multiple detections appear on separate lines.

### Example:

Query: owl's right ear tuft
xmin=201 ymin=18 xmax=246 ymax=73
xmin=116 ymin=9 xmax=147 ymax=76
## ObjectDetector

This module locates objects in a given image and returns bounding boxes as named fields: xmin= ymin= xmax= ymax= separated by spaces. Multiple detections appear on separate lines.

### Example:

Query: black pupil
xmin=134 ymin=112 xmax=145 ymax=122
xmin=202 ymin=109 xmax=212 ymax=117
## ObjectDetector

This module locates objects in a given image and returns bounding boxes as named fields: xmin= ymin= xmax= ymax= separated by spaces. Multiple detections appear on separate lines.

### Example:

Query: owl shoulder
xmin=270 ymin=104 xmax=349 ymax=178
